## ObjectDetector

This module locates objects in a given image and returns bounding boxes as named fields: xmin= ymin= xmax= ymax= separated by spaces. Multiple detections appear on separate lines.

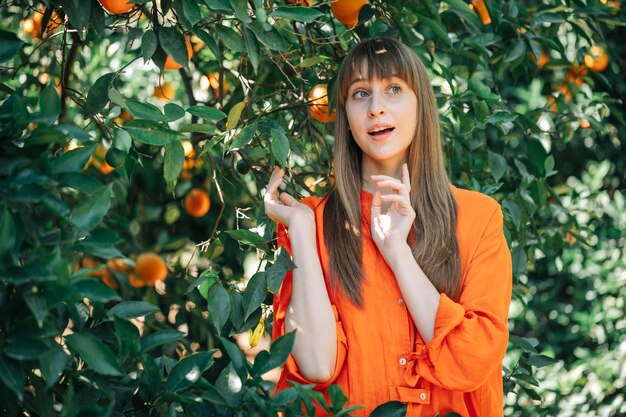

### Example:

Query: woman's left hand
xmin=370 ymin=163 xmax=416 ymax=256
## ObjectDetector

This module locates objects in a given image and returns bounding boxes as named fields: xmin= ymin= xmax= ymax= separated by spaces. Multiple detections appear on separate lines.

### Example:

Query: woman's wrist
xmin=382 ymin=242 xmax=414 ymax=271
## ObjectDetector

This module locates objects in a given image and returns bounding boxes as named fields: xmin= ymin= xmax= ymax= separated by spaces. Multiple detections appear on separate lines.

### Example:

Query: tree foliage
xmin=0 ymin=0 xmax=624 ymax=416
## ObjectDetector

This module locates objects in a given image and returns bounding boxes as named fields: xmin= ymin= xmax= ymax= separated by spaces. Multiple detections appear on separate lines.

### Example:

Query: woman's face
xmin=345 ymin=71 xmax=418 ymax=169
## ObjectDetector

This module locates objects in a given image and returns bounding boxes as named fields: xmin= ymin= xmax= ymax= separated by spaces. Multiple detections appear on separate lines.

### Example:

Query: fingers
xmin=370 ymin=163 xmax=412 ymax=195
xmin=263 ymin=166 xmax=284 ymax=202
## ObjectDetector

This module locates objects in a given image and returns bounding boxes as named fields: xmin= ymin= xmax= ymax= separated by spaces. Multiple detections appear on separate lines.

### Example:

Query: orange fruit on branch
xmin=99 ymin=0 xmax=135 ymax=15
xmin=23 ymin=8 xmax=62 ymax=39
xmin=470 ymin=0 xmax=492 ymax=25
xmin=164 ymin=38 xmax=193 ymax=70
xmin=153 ymin=82 xmax=175 ymax=100
xmin=583 ymin=46 xmax=608 ymax=72
xmin=287 ymin=0 xmax=313 ymax=5
xmin=134 ymin=252 xmax=168 ymax=285
xmin=331 ymin=0 xmax=368 ymax=28
xmin=308 ymin=84 xmax=336 ymax=123
xmin=184 ymin=188 xmax=211 ymax=217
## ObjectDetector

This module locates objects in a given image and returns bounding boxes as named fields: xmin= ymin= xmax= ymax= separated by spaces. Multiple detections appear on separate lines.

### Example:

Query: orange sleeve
xmin=272 ymin=221 xmax=348 ymax=390
xmin=405 ymin=205 xmax=512 ymax=392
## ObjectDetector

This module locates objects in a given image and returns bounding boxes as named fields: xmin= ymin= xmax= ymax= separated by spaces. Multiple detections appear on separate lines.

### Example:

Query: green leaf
xmin=214 ymin=24 xmax=246 ymax=53
xmin=166 ymin=351 xmax=215 ymax=392
xmin=230 ymin=0 xmax=252 ymax=23
xmin=511 ymin=246 xmax=527 ymax=277
xmin=443 ymin=0 xmax=481 ymax=29
xmin=179 ymin=123 xmax=217 ymax=134
xmin=218 ymin=336 xmax=248 ymax=382
xmin=164 ymin=103 xmax=186 ymax=121
xmin=504 ymin=39 xmax=526 ymax=63
xmin=141 ymin=29 xmax=158 ymax=62
xmin=159 ymin=27 xmax=189 ymax=69
xmin=207 ymin=283 xmax=231 ymax=332
xmin=126 ymin=100 xmax=169 ymax=122
xmin=0 ymin=205 xmax=16 ymax=265
xmin=243 ymin=27 xmax=260 ymax=74
xmin=369 ymin=401 xmax=407 ymax=417
xmin=270 ymin=6 xmax=324 ymax=23
xmin=70 ymin=183 xmax=113 ymax=234
xmin=65 ymin=333 xmax=124 ymax=376
xmin=328 ymin=385 xmax=348 ymax=409
xmin=141 ymin=330 xmax=185 ymax=352
xmin=26 ymin=125 xmax=68 ymax=146
xmin=0 ymin=356 xmax=25 ymax=400
xmin=60 ymin=0 xmax=90 ymax=32
xmin=84 ymin=73 xmax=116 ymax=118
xmin=50 ymin=145 xmax=95 ymax=175
xmin=38 ymin=83 xmax=61 ymax=125
xmin=187 ymin=105 xmax=227 ymax=122
xmin=164 ymin=141 xmax=185 ymax=183
xmin=525 ymin=354 xmax=557 ymax=368
xmin=23 ymin=291 xmax=49 ymax=328
xmin=123 ymin=119 xmax=184 ymax=145
xmin=227 ymin=101 xmax=246 ymax=129
xmin=251 ymin=331 xmax=295 ymax=377
xmin=182 ymin=0 xmax=202 ymax=26
xmin=488 ymin=151 xmax=507 ymax=182
xmin=229 ymin=122 xmax=257 ymax=150
xmin=419 ymin=16 xmax=452 ymax=48
xmin=72 ymin=279 xmax=121 ymax=303
xmin=0 ymin=30 xmax=25 ymax=63
xmin=4 ymin=337 xmax=48 ymax=360
xmin=246 ymin=22 xmax=288 ymax=52
xmin=40 ymin=345 xmax=69 ymax=390
xmin=468 ymin=76 xmax=498 ymax=102
xmin=224 ymin=229 xmax=267 ymax=250
xmin=107 ymin=301 xmax=159 ymax=319
xmin=265 ymin=247 xmax=295 ymax=294
xmin=242 ymin=272 xmax=267 ymax=321
xmin=115 ymin=316 xmax=141 ymax=356
xmin=271 ymin=128 xmax=290 ymax=166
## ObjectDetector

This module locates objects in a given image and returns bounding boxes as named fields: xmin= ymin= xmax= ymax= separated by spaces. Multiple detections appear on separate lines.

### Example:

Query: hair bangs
xmin=338 ymin=39 xmax=415 ymax=106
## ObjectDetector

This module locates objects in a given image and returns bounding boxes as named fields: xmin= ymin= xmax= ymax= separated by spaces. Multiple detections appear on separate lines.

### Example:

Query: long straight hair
xmin=323 ymin=38 xmax=461 ymax=306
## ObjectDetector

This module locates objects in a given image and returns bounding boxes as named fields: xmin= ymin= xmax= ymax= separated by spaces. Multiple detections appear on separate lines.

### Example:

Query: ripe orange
xmin=184 ymin=188 xmax=211 ymax=217
xmin=128 ymin=272 xmax=147 ymax=288
xmin=565 ymin=65 xmax=587 ymax=87
xmin=99 ymin=0 xmax=135 ymax=15
xmin=470 ymin=0 xmax=492 ymax=25
xmin=287 ymin=0 xmax=313 ymax=5
xmin=164 ymin=38 xmax=193 ymax=70
xmin=546 ymin=95 xmax=558 ymax=112
xmin=134 ymin=252 xmax=168 ymax=284
xmin=106 ymin=258 xmax=129 ymax=272
xmin=82 ymin=257 xmax=118 ymax=289
xmin=154 ymin=82 xmax=175 ymax=100
xmin=182 ymin=141 xmax=196 ymax=158
xmin=331 ymin=0 xmax=368 ymax=28
xmin=579 ymin=118 xmax=590 ymax=129
xmin=200 ymin=72 xmax=230 ymax=98
xmin=23 ymin=8 xmax=62 ymax=39
xmin=308 ymin=84 xmax=336 ymax=123
xmin=584 ymin=46 xmax=608 ymax=72
xmin=530 ymin=51 xmax=549 ymax=68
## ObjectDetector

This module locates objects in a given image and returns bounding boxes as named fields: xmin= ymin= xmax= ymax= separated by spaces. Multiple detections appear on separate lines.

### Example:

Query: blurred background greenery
xmin=0 ymin=0 xmax=624 ymax=416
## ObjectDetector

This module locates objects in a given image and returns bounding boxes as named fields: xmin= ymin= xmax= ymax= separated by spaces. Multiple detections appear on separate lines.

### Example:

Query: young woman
xmin=263 ymin=38 xmax=512 ymax=417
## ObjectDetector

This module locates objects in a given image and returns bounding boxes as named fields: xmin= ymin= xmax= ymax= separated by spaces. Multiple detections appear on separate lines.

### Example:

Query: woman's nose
xmin=367 ymin=93 xmax=385 ymax=117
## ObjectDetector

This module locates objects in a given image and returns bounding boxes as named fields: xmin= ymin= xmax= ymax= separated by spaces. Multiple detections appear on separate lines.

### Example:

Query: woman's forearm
xmin=284 ymin=220 xmax=338 ymax=383
xmin=385 ymin=244 xmax=440 ymax=343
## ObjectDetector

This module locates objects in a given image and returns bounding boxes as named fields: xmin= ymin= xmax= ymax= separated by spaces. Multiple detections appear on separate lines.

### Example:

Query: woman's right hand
xmin=263 ymin=166 xmax=315 ymax=229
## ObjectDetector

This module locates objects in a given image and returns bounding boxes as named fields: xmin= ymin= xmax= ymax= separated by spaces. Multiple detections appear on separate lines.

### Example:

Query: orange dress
xmin=272 ymin=186 xmax=512 ymax=417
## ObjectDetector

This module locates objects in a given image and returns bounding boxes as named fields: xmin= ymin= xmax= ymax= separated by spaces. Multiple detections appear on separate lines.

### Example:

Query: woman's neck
xmin=360 ymin=157 xmax=406 ymax=194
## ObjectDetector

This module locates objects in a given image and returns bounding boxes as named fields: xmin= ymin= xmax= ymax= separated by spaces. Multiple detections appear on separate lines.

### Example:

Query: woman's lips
xmin=368 ymin=127 xmax=395 ymax=139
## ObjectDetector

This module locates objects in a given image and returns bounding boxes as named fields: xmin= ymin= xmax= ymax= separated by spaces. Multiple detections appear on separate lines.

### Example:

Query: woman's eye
xmin=352 ymin=90 xmax=369 ymax=99
xmin=388 ymin=85 xmax=401 ymax=95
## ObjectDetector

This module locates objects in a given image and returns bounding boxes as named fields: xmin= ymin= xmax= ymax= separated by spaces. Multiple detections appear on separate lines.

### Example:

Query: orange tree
xmin=0 ymin=0 xmax=625 ymax=416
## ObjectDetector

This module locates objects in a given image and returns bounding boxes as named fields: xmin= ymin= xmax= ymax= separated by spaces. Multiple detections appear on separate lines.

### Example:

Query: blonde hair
xmin=323 ymin=38 xmax=461 ymax=306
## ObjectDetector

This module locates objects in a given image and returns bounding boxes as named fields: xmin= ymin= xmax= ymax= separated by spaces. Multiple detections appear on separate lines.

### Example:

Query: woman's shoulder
xmin=450 ymin=184 xmax=503 ymax=231
xmin=450 ymin=184 xmax=501 ymax=213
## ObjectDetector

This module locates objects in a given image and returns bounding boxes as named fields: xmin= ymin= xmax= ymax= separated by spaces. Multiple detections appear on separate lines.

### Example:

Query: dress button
xmin=397 ymin=299 xmax=404 ymax=306
xmin=399 ymin=357 xmax=407 ymax=366
xmin=419 ymin=392 xmax=427 ymax=401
